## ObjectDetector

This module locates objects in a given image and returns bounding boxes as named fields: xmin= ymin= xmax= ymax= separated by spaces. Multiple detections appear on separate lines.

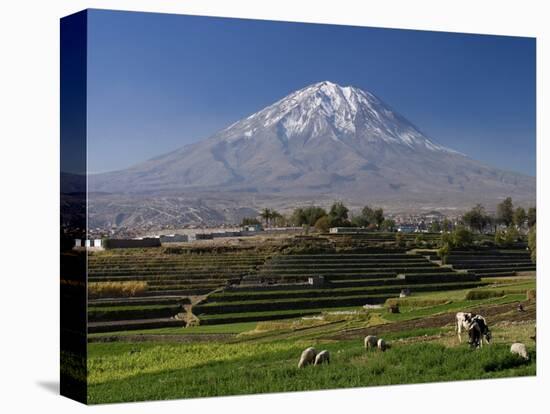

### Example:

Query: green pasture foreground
xmin=86 ymin=285 xmax=536 ymax=404
xmin=87 ymin=335 xmax=535 ymax=404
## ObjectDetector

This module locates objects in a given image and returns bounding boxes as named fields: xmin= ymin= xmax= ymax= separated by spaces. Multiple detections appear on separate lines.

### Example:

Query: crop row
xmin=208 ymin=280 xmax=487 ymax=302
xmin=88 ymin=304 xmax=182 ymax=322
xmin=88 ymin=318 xmax=184 ymax=333
xmin=88 ymin=260 xmax=265 ymax=268
xmin=261 ymin=263 xmax=438 ymax=271
xmin=88 ymin=296 xmax=188 ymax=308
xmin=451 ymin=262 xmax=535 ymax=269
xmin=328 ymin=275 xmax=476 ymax=288
xmin=196 ymin=279 xmax=479 ymax=315
xmin=260 ymin=267 xmax=454 ymax=277
xmin=195 ymin=294 xmax=391 ymax=315
xmin=89 ymin=269 xmax=253 ymax=277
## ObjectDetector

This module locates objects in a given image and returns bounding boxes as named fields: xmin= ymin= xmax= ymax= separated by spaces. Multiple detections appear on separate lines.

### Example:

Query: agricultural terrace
xmin=85 ymin=231 xmax=536 ymax=404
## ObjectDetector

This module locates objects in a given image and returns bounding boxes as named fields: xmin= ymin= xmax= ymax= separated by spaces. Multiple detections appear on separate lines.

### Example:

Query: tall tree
xmin=496 ymin=197 xmax=514 ymax=227
xmin=361 ymin=206 xmax=374 ymax=223
xmin=260 ymin=208 xmax=272 ymax=227
xmin=429 ymin=221 xmax=441 ymax=233
xmin=528 ymin=224 xmax=536 ymax=262
xmin=381 ymin=219 xmax=396 ymax=232
xmin=527 ymin=207 xmax=536 ymax=228
xmin=462 ymin=204 xmax=490 ymax=233
xmin=373 ymin=208 xmax=385 ymax=229
xmin=513 ymin=207 xmax=527 ymax=228
xmin=328 ymin=202 xmax=350 ymax=227
xmin=441 ymin=218 xmax=452 ymax=232
xmin=350 ymin=215 xmax=369 ymax=227
xmin=270 ymin=209 xmax=282 ymax=224
xmin=358 ymin=206 xmax=384 ymax=229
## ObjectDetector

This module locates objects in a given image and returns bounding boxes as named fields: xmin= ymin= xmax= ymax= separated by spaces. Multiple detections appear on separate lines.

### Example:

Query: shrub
xmin=414 ymin=234 xmax=425 ymax=246
xmin=385 ymin=297 xmax=448 ymax=308
xmin=528 ymin=225 xmax=536 ymax=262
xmin=438 ymin=244 xmax=450 ymax=264
xmin=395 ymin=233 xmax=405 ymax=247
xmin=451 ymin=226 xmax=473 ymax=248
xmin=495 ymin=227 xmax=520 ymax=247
xmin=88 ymin=281 xmax=148 ymax=299
xmin=465 ymin=290 xmax=506 ymax=300
xmin=387 ymin=303 xmax=400 ymax=313
xmin=241 ymin=217 xmax=262 ymax=226
xmin=441 ymin=226 xmax=473 ymax=249
xmin=314 ymin=216 xmax=330 ymax=233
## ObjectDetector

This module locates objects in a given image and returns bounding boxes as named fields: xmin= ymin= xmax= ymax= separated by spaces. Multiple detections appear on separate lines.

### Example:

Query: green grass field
xmin=87 ymin=323 xmax=535 ymax=404
xmin=87 ymin=282 xmax=536 ymax=404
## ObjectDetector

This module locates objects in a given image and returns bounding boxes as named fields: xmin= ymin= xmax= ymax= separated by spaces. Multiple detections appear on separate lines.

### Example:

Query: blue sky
xmin=87 ymin=9 xmax=536 ymax=176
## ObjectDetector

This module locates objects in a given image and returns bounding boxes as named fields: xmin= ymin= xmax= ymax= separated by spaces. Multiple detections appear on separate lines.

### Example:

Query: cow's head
xmin=484 ymin=329 xmax=492 ymax=343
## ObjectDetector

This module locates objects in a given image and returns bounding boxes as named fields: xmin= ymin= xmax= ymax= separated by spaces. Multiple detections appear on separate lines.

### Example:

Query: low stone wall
xmin=103 ymin=238 xmax=161 ymax=249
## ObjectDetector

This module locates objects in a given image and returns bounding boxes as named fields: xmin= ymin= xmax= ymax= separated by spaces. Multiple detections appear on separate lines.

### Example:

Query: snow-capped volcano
xmin=220 ymin=81 xmax=456 ymax=154
xmin=89 ymin=81 xmax=534 ymax=213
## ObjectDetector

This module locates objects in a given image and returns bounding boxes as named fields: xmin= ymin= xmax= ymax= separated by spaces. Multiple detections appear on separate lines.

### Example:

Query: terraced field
xmin=87 ymin=251 xmax=269 ymax=333
xmin=86 ymin=237 xmax=536 ymax=333
xmin=438 ymin=249 xmax=535 ymax=277
xmin=194 ymin=252 xmax=487 ymax=324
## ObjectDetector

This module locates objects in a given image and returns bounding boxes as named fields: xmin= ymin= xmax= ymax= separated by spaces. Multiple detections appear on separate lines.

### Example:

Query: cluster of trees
xmin=428 ymin=219 xmax=452 ymax=233
xmin=438 ymin=225 xmax=474 ymax=264
xmin=461 ymin=197 xmax=535 ymax=234
xmin=291 ymin=202 xmax=354 ymax=231
xmin=240 ymin=217 xmax=262 ymax=226
xmin=240 ymin=208 xmax=283 ymax=227
xmin=349 ymin=206 xmax=395 ymax=230
xmin=496 ymin=197 xmax=536 ymax=228
xmin=437 ymin=197 xmax=537 ymax=263
xmin=243 ymin=202 xmax=392 ymax=233
xmin=460 ymin=197 xmax=535 ymax=252
xmin=291 ymin=206 xmax=330 ymax=228
xmin=259 ymin=208 xmax=282 ymax=227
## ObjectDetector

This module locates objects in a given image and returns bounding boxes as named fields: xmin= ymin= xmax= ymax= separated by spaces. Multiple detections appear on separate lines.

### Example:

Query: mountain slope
xmin=89 ymin=81 xmax=534 ymax=207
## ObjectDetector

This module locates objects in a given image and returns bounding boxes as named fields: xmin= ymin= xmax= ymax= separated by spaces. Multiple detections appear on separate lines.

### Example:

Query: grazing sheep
xmin=377 ymin=338 xmax=387 ymax=352
xmin=364 ymin=335 xmax=378 ymax=350
xmin=510 ymin=343 xmax=529 ymax=360
xmin=517 ymin=303 xmax=525 ymax=312
xmin=298 ymin=347 xmax=317 ymax=368
xmin=400 ymin=288 xmax=411 ymax=298
xmin=314 ymin=350 xmax=330 ymax=365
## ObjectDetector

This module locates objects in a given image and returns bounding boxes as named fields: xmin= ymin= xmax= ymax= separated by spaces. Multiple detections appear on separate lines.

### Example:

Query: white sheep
xmin=377 ymin=338 xmax=387 ymax=352
xmin=298 ymin=347 xmax=317 ymax=368
xmin=510 ymin=343 xmax=529 ymax=360
xmin=314 ymin=350 xmax=330 ymax=365
xmin=364 ymin=335 xmax=378 ymax=350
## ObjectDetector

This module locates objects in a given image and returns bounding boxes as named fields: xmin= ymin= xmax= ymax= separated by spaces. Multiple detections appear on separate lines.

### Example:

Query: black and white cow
xmin=456 ymin=312 xmax=492 ymax=347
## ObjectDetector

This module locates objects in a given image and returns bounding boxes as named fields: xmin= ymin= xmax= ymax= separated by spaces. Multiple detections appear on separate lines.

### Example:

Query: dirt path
xmin=234 ymin=319 xmax=349 ymax=344
xmin=180 ymin=287 xmax=225 ymax=326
